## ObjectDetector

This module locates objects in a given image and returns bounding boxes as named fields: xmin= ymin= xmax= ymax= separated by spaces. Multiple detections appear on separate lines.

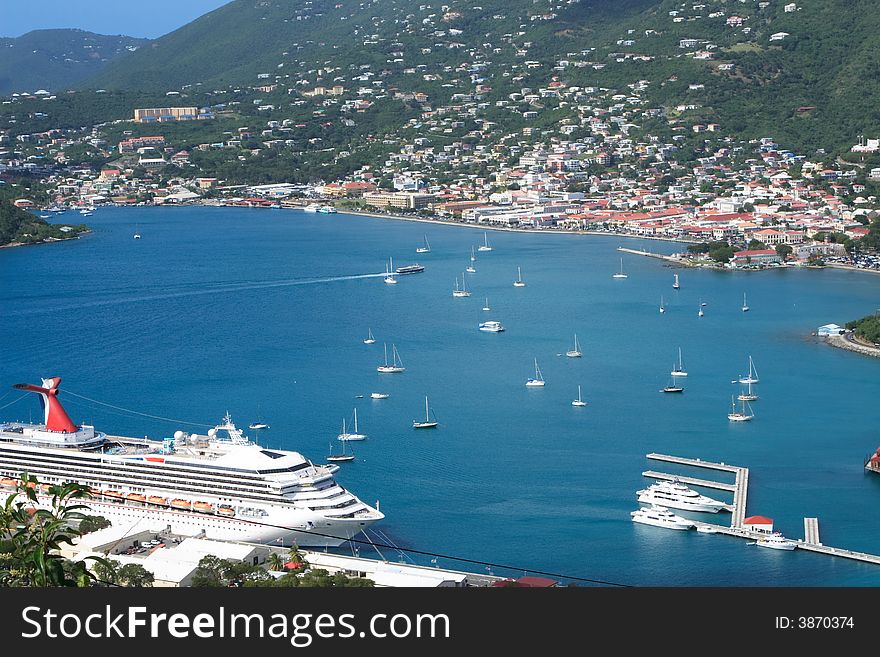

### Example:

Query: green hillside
xmin=82 ymin=0 xmax=880 ymax=156
xmin=0 ymin=30 xmax=149 ymax=95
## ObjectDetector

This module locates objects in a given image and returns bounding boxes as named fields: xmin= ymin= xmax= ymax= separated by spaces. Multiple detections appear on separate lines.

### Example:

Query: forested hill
xmin=81 ymin=0 xmax=880 ymax=156
xmin=0 ymin=30 xmax=149 ymax=95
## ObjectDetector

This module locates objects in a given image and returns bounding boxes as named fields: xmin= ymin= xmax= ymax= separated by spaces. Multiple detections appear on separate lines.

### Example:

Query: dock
xmin=616 ymin=247 xmax=679 ymax=263
xmin=642 ymin=453 xmax=880 ymax=566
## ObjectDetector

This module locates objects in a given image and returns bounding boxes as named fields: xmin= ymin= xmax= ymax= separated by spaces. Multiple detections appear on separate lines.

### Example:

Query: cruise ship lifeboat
xmin=103 ymin=490 xmax=123 ymax=499
xmin=147 ymin=495 xmax=167 ymax=506
xmin=25 ymin=481 xmax=37 ymax=489
xmin=170 ymin=498 xmax=192 ymax=511
xmin=217 ymin=505 xmax=235 ymax=517
xmin=0 ymin=477 xmax=17 ymax=488
xmin=193 ymin=501 xmax=214 ymax=514
xmin=39 ymin=483 xmax=53 ymax=492
xmin=126 ymin=493 xmax=147 ymax=504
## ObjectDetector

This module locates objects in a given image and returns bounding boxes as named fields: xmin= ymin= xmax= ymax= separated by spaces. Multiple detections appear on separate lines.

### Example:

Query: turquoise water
xmin=2 ymin=206 xmax=880 ymax=586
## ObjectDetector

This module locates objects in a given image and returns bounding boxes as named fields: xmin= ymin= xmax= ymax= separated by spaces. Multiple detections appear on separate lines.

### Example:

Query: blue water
xmin=2 ymin=206 xmax=880 ymax=586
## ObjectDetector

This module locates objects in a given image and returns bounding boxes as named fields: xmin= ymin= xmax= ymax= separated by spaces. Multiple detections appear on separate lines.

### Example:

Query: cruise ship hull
xmin=636 ymin=492 xmax=726 ymax=514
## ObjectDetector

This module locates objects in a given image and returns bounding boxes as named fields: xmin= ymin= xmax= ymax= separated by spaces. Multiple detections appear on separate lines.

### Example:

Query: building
xmin=730 ymin=249 xmax=782 ymax=267
xmin=118 ymin=136 xmax=166 ymax=153
xmin=363 ymin=191 xmax=433 ymax=210
xmin=743 ymin=516 xmax=774 ymax=533
xmin=134 ymin=107 xmax=210 ymax=123
xmin=817 ymin=324 xmax=845 ymax=336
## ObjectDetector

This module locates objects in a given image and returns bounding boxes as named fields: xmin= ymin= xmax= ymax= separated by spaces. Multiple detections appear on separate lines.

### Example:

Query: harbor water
xmin=2 ymin=206 xmax=880 ymax=585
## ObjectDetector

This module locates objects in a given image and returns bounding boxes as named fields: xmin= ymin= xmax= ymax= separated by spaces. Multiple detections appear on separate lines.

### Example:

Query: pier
xmin=616 ymin=247 xmax=680 ymax=263
xmin=643 ymin=453 xmax=880 ymax=566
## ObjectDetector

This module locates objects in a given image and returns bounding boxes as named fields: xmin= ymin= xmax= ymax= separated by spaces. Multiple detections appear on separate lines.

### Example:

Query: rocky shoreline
xmin=825 ymin=332 xmax=880 ymax=359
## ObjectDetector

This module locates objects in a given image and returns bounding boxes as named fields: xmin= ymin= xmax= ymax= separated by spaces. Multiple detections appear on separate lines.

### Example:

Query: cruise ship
xmin=0 ymin=378 xmax=383 ymax=547
xmin=636 ymin=479 xmax=728 ymax=513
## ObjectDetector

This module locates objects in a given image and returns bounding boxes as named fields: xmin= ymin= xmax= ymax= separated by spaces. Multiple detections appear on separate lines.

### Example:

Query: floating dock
xmin=643 ymin=453 xmax=880 ymax=566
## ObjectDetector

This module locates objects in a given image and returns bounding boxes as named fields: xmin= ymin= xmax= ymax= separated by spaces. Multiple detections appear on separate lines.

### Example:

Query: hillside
xmin=83 ymin=0 xmax=880 ymax=156
xmin=0 ymin=29 xmax=149 ymax=95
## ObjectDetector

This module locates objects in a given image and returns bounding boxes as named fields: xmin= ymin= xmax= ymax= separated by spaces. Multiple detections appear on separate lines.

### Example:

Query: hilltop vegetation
xmin=0 ymin=185 xmax=87 ymax=247
xmin=0 ymin=30 xmax=148 ymax=96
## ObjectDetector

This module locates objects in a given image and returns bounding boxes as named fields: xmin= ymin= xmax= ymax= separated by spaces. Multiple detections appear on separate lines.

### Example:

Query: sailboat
xmin=566 ymin=334 xmax=582 ymax=358
xmin=377 ymin=343 xmax=405 ymax=373
xmin=482 ymin=297 xmax=491 ymax=311
xmin=728 ymin=396 xmax=754 ymax=422
xmin=612 ymin=258 xmax=628 ymax=279
xmin=661 ymin=377 xmax=684 ymax=393
xmin=478 ymin=231 xmax=493 ymax=252
xmin=659 ymin=296 xmax=666 ymax=314
xmin=413 ymin=396 xmax=439 ymax=429
xmin=338 ymin=408 xmax=367 ymax=441
xmin=698 ymin=299 xmax=704 ymax=317
xmin=525 ymin=358 xmax=545 ymax=387
xmin=327 ymin=440 xmax=355 ymax=462
xmin=738 ymin=380 xmax=758 ymax=402
xmin=741 ymin=293 xmax=750 ymax=312
xmin=466 ymin=246 xmax=476 ymax=273
xmin=416 ymin=235 xmax=431 ymax=253
xmin=737 ymin=355 xmax=759 ymax=384
xmin=363 ymin=328 xmax=376 ymax=345
xmin=452 ymin=274 xmax=471 ymax=297
xmin=133 ymin=227 xmax=141 ymax=240
xmin=384 ymin=257 xmax=398 ymax=284
xmin=670 ymin=348 xmax=688 ymax=377
xmin=513 ymin=266 xmax=526 ymax=287
xmin=572 ymin=385 xmax=587 ymax=407
xmin=673 ymin=273 xmax=680 ymax=289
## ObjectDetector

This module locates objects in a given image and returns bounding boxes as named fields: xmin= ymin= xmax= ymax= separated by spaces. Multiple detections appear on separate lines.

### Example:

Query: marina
xmin=3 ymin=207 xmax=880 ymax=585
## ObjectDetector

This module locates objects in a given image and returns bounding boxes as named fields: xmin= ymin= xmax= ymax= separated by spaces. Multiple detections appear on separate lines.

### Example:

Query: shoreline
xmin=824 ymin=332 xmax=880 ymax=359
xmin=0 ymin=231 xmax=90 ymax=250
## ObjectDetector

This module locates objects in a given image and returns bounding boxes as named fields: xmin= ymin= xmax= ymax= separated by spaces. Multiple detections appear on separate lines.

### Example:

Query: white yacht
xmin=317 ymin=205 xmax=337 ymax=214
xmin=370 ymin=392 xmax=389 ymax=400
xmin=738 ymin=380 xmax=758 ymax=402
xmin=741 ymin=292 xmax=750 ymax=312
xmin=737 ymin=355 xmax=759 ymax=384
xmin=755 ymin=533 xmax=797 ymax=551
xmin=383 ymin=257 xmax=398 ymax=285
xmin=479 ymin=320 xmax=504 ymax=332
xmin=0 ymin=377 xmax=382 ymax=547
xmin=452 ymin=274 xmax=471 ymax=297
xmin=565 ymin=334 xmax=582 ymax=358
xmin=482 ymin=297 xmax=491 ymax=311
xmin=670 ymin=348 xmax=687 ymax=377
xmin=416 ymin=235 xmax=431 ymax=253
xmin=672 ymin=273 xmax=680 ymax=289
xmin=363 ymin=328 xmax=376 ymax=345
xmin=337 ymin=408 xmax=367 ymax=442
xmin=412 ymin=396 xmax=438 ymax=429
xmin=572 ymin=385 xmax=587 ymax=407
xmin=303 ymin=204 xmax=321 ymax=212
xmin=636 ymin=480 xmax=728 ymax=513
xmin=513 ymin=266 xmax=526 ymax=287
xmin=612 ymin=258 xmax=628 ymax=279
xmin=630 ymin=505 xmax=695 ymax=531
xmin=728 ymin=396 xmax=754 ymax=422
xmin=477 ymin=232 xmax=492 ymax=252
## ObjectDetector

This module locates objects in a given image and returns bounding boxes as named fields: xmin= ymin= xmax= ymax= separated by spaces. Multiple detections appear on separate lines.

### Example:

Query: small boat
xmin=317 ymin=205 xmax=337 ymax=213
xmin=466 ymin=246 xmax=477 ymax=272
xmin=452 ymin=273 xmax=471 ymax=297
xmin=38 ymin=214 xmax=50 ymax=219
xmin=572 ymin=385 xmax=587 ymax=407
xmin=738 ymin=380 xmax=758 ymax=402
xmin=103 ymin=489 xmax=123 ymax=499
xmin=170 ymin=498 xmax=192 ymax=510
xmin=364 ymin=328 xmax=377 ymax=345
xmin=327 ymin=439 xmax=356 ymax=462
xmin=133 ymin=233 xmax=141 ymax=240
xmin=742 ymin=292 xmax=750 ymax=312
xmin=126 ymin=492 xmax=147 ymax=503
xmin=696 ymin=525 xmax=718 ymax=534
xmin=479 ymin=320 xmax=504 ymax=332
xmin=338 ymin=408 xmax=367 ymax=441
xmin=303 ymin=204 xmax=321 ymax=212
xmin=377 ymin=343 xmax=405 ymax=373
xmin=147 ymin=495 xmax=167 ymax=506
xmin=737 ymin=355 xmax=759 ymax=384
xmin=0 ymin=477 xmax=16 ymax=488
xmin=248 ymin=422 xmax=269 ymax=430
xmin=659 ymin=296 xmax=665 ymax=314
xmin=566 ymin=334 xmax=582 ymax=358
xmin=673 ymin=273 xmax=680 ymax=289
xmin=477 ymin=231 xmax=493 ymax=252
xmin=416 ymin=235 xmax=431 ymax=253
xmin=383 ymin=257 xmax=398 ymax=284
xmin=370 ymin=392 xmax=389 ymax=399
xmin=513 ymin=266 xmax=526 ymax=287
xmin=698 ymin=302 xmax=704 ymax=317
xmin=661 ymin=379 xmax=684 ymax=393
xmin=217 ymin=505 xmax=236 ymax=517
xmin=756 ymin=533 xmax=797 ymax=551
xmin=413 ymin=396 xmax=439 ymax=429
xmin=193 ymin=501 xmax=215 ymax=513
xmin=482 ymin=297 xmax=491 ymax=311
xmin=728 ymin=396 xmax=754 ymax=422
xmin=670 ymin=348 xmax=687 ymax=377
xmin=612 ymin=258 xmax=628 ymax=279
xmin=525 ymin=358 xmax=545 ymax=387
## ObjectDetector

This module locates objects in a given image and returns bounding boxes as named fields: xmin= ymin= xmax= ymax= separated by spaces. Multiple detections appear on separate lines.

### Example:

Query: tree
xmin=775 ymin=244 xmax=793 ymax=259
xmin=118 ymin=563 xmax=154 ymax=587
xmin=79 ymin=515 xmax=112 ymax=534
xmin=747 ymin=239 xmax=767 ymax=250
xmin=0 ymin=475 xmax=109 ymax=587
xmin=191 ymin=555 xmax=271 ymax=587
xmin=266 ymin=552 xmax=286 ymax=572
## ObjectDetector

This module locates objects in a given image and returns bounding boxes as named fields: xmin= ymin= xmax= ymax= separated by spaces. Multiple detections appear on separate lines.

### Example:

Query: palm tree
xmin=266 ymin=552 xmax=286 ymax=572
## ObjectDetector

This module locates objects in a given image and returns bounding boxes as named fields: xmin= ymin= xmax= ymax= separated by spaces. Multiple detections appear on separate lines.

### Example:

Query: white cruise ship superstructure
xmin=0 ymin=377 xmax=383 ymax=547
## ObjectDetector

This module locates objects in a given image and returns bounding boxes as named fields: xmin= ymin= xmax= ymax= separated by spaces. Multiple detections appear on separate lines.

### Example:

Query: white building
xmin=817 ymin=324 xmax=845 ymax=336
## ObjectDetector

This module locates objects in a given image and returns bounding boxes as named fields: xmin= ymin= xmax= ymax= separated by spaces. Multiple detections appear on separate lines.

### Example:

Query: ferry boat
xmin=395 ymin=263 xmax=425 ymax=275
xmin=303 ymin=204 xmax=321 ymax=213
xmin=317 ymin=205 xmax=337 ymax=214
xmin=0 ymin=377 xmax=383 ymax=547
xmin=636 ymin=480 xmax=728 ymax=513
xmin=755 ymin=533 xmax=797 ymax=551
xmin=630 ymin=505 xmax=695 ymax=531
